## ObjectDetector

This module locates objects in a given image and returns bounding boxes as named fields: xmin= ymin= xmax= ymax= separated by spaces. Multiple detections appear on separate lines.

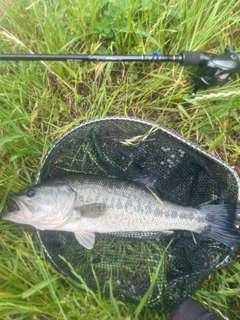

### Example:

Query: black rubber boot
xmin=166 ymin=298 xmax=220 ymax=320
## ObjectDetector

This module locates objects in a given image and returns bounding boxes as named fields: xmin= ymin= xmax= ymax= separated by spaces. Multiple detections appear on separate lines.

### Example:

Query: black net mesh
xmin=38 ymin=117 xmax=240 ymax=314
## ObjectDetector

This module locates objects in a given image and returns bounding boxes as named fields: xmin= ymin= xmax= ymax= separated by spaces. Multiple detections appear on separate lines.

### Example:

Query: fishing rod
xmin=1 ymin=47 xmax=240 ymax=96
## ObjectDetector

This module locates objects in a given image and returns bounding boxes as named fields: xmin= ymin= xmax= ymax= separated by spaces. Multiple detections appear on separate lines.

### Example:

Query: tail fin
xmin=201 ymin=203 xmax=240 ymax=248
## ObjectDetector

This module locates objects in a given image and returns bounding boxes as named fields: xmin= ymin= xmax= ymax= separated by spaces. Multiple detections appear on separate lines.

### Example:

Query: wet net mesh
xmin=38 ymin=117 xmax=240 ymax=314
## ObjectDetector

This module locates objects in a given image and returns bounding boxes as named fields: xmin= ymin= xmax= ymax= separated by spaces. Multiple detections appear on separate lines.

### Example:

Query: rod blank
xmin=0 ymin=54 xmax=183 ymax=63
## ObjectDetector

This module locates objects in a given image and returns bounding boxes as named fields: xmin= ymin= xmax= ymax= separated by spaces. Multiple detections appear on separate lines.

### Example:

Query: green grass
xmin=0 ymin=0 xmax=240 ymax=319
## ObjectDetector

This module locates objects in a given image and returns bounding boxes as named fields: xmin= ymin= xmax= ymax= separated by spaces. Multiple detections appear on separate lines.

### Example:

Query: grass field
xmin=0 ymin=0 xmax=240 ymax=319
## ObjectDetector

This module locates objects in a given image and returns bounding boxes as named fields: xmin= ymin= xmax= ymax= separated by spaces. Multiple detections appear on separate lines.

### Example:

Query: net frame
xmin=35 ymin=117 xmax=240 ymax=313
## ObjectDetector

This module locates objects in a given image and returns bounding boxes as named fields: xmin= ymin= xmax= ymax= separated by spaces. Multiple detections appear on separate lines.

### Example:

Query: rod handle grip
xmin=180 ymin=51 xmax=204 ymax=66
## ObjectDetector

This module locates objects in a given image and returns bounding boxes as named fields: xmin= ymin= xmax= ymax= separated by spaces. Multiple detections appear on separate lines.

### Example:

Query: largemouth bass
xmin=2 ymin=174 xmax=240 ymax=249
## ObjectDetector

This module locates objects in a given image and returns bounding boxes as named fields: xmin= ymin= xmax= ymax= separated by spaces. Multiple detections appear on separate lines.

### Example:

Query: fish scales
xmin=63 ymin=175 xmax=207 ymax=233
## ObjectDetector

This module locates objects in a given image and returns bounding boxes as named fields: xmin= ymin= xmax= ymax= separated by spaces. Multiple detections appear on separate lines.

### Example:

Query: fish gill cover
xmin=37 ymin=117 xmax=240 ymax=313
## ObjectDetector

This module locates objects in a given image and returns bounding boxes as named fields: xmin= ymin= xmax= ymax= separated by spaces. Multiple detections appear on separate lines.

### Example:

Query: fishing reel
xmin=181 ymin=47 xmax=240 ymax=97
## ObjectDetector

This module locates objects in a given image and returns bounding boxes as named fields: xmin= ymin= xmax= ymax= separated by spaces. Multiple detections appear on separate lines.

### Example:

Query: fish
xmin=2 ymin=174 xmax=240 ymax=250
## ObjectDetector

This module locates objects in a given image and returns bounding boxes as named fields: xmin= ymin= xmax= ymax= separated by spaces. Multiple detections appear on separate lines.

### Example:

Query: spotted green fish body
xmin=2 ymin=174 xmax=240 ymax=249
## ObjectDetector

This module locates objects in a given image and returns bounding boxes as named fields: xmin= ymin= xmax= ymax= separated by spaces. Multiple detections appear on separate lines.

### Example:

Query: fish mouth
xmin=1 ymin=196 xmax=27 ymax=221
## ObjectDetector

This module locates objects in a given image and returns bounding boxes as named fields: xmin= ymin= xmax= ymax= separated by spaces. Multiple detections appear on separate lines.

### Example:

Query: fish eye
xmin=26 ymin=188 xmax=36 ymax=198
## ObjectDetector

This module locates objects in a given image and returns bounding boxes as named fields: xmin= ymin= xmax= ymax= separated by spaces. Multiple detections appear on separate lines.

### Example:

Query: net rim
xmin=35 ymin=116 xmax=239 ymax=299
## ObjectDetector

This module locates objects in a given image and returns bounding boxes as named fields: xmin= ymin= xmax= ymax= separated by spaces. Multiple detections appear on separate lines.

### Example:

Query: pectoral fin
xmin=74 ymin=231 xmax=95 ymax=250
xmin=74 ymin=203 xmax=107 ymax=218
